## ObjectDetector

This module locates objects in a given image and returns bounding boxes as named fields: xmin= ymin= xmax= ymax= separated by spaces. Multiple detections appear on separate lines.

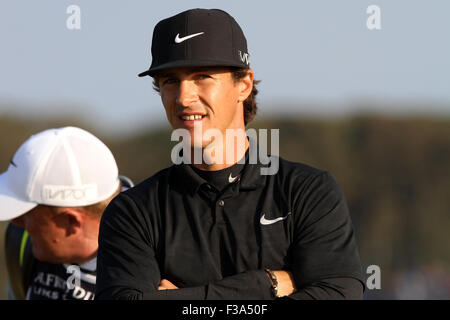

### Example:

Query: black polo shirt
xmin=95 ymin=155 xmax=364 ymax=299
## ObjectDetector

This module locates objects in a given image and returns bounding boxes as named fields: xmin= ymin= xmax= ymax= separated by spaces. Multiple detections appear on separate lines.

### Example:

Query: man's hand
xmin=268 ymin=270 xmax=297 ymax=297
xmin=158 ymin=279 xmax=178 ymax=290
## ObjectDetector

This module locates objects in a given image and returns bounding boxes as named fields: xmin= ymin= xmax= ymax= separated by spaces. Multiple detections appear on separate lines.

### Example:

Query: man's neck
xmin=191 ymin=136 xmax=249 ymax=171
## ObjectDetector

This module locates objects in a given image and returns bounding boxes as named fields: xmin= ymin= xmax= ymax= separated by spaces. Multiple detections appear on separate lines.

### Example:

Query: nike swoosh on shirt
xmin=174 ymin=32 xmax=204 ymax=43
xmin=260 ymin=212 xmax=291 ymax=225
xmin=228 ymin=173 xmax=238 ymax=183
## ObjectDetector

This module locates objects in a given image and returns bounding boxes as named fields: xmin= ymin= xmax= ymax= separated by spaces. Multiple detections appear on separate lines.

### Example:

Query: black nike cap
xmin=138 ymin=8 xmax=250 ymax=77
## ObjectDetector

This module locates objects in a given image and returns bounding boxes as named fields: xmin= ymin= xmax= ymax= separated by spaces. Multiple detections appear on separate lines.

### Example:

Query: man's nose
xmin=176 ymin=80 xmax=198 ymax=107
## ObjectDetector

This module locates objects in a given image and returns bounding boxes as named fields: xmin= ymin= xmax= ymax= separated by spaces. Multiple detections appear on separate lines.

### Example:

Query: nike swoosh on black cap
xmin=138 ymin=8 xmax=250 ymax=77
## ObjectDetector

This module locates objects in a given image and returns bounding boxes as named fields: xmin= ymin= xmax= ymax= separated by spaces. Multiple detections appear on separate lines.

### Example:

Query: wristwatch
xmin=264 ymin=268 xmax=278 ymax=298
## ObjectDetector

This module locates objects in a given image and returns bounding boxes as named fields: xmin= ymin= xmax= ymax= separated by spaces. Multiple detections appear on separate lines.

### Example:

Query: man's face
xmin=12 ymin=206 xmax=69 ymax=263
xmin=156 ymin=67 xmax=252 ymax=148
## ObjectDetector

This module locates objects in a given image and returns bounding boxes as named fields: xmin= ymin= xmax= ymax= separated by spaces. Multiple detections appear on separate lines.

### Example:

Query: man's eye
xmin=162 ymin=78 xmax=178 ymax=85
xmin=197 ymin=74 xmax=211 ymax=80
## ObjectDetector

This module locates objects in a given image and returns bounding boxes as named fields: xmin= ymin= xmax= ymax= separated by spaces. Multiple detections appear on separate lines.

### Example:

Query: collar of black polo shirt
xmin=173 ymin=151 xmax=269 ymax=195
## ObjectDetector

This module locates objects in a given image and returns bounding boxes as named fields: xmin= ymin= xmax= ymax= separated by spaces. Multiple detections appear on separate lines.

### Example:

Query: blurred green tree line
xmin=0 ymin=114 xmax=449 ymax=299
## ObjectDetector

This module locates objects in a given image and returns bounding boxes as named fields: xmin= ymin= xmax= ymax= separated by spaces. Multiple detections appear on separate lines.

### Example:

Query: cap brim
xmin=138 ymin=59 xmax=248 ymax=77
xmin=0 ymin=173 xmax=37 ymax=221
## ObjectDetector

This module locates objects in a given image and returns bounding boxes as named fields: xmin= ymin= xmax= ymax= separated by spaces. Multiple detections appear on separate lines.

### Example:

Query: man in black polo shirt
xmin=95 ymin=8 xmax=364 ymax=299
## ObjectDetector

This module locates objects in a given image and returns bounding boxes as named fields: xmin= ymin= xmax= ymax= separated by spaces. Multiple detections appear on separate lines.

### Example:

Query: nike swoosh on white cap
xmin=174 ymin=32 xmax=204 ymax=43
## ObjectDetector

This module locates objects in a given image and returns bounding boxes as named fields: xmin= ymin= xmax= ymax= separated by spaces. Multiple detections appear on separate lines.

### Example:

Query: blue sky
xmin=0 ymin=0 xmax=449 ymax=136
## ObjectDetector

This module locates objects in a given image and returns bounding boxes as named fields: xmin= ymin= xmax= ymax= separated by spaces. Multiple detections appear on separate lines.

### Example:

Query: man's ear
xmin=237 ymin=69 xmax=254 ymax=103
xmin=55 ymin=208 xmax=84 ymax=237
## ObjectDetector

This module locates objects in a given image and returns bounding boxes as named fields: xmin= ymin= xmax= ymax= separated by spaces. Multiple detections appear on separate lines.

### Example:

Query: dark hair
xmin=230 ymin=68 xmax=260 ymax=125
xmin=152 ymin=67 xmax=260 ymax=125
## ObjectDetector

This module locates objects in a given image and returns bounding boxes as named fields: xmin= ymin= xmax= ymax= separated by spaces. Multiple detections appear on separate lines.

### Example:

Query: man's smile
xmin=179 ymin=114 xmax=206 ymax=121
xmin=177 ymin=112 xmax=208 ymax=128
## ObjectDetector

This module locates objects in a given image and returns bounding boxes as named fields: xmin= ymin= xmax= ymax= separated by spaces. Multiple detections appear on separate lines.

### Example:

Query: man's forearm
xmin=96 ymin=286 xmax=206 ymax=300
xmin=97 ymin=270 xmax=274 ymax=300
xmin=286 ymin=277 xmax=364 ymax=300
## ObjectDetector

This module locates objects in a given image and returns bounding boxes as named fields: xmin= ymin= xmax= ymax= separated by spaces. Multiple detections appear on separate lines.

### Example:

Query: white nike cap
xmin=0 ymin=127 xmax=120 ymax=221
